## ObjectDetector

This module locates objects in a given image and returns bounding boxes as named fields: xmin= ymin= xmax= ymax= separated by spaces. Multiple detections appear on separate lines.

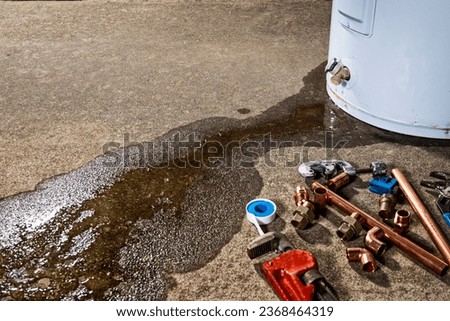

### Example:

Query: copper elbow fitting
xmin=394 ymin=209 xmax=411 ymax=234
xmin=313 ymin=187 xmax=328 ymax=209
xmin=346 ymin=247 xmax=378 ymax=272
xmin=364 ymin=227 xmax=386 ymax=256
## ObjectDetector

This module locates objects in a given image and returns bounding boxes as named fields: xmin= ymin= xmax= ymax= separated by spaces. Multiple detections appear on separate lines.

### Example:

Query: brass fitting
xmin=327 ymin=172 xmax=351 ymax=191
xmin=364 ymin=227 xmax=386 ymax=256
xmin=294 ymin=186 xmax=309 ymax=207
xmin=336 ymin=212 xmax=363 ymax=241
xmin=378 ymin=194 xmax=397 ymax=220
xmin=292 ymin=201 xmax=315 ymax=230
xmin=330 ymin=66 xmax=350 ymax=85
xmin=394 ymin=209 xmax=411 ymax=234
xmin=346 ymin=247 xmax=378 ymax=272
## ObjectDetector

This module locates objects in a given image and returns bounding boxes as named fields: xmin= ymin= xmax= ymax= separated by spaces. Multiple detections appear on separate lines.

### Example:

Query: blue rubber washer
xmin=246 ymin=199 xmax=276 ymax=224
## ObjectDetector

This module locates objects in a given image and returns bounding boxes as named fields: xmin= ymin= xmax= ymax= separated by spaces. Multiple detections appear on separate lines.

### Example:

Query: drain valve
xmin=330 ymin=66 xmax=351 ymax=85
xmin=326 ymin=59 xmax=351 ymax=85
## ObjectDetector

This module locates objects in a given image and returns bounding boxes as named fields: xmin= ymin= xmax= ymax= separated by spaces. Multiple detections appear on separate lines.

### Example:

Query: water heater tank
xmin=326 ymin=0 xmax=450 ymax=139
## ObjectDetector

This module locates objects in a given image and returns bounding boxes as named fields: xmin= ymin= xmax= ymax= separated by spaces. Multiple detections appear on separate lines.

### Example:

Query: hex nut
xmin=291 ymin=205 xmax=315 ymax=230
xmin=343 ymin=215 xmax=362 ymax=232
xmin=291 ymin=211 xmax=309 ymax=230
xmin=337 ymin=215 xmax=362 ymax=241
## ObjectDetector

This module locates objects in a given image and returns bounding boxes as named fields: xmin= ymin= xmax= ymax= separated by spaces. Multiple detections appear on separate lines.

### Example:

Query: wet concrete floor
xmin=1 ymin=61 xmax=449 ymax=300
xmin=1 ymin=0 xmax=449 ymax=301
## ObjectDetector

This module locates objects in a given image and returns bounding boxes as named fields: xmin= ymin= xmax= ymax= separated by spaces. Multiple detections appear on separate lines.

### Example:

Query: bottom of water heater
xmin=326 ymin=83 xmax=450 ymax=140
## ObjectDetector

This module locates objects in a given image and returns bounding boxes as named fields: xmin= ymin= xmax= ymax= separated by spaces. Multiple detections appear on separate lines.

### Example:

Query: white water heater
xmin=326 ymin=0 xmax=450 ymax=139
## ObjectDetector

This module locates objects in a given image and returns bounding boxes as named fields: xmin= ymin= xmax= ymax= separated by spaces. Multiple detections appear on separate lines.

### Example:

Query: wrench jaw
xmin=246 ymin=232 xmax=294 ymax=260
xmin=261 ymin=249 xmax=318 ymax=301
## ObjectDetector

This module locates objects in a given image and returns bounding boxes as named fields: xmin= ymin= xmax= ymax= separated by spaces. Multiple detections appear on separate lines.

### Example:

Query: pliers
xmin=421 ymin=172 xmax=450 ymax=228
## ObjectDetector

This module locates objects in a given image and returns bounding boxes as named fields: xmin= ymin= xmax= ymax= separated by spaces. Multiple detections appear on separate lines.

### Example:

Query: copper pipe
xmin=327 ymin=172 xmax=351 ymax=191
xmin=364 ymin=227 xmax=386 ymax=256
xmin=311 ymin=182 xmax=448 ymax=275
xmin=346 ymin=247 xmax=377 ymax=272
xmin=392 ymin=168 xmax=450 ymax=265
xmin=393 ymin=209 xmax=411 ymax=234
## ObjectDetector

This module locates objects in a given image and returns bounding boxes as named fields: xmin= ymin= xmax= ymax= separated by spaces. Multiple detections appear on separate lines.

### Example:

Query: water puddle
xmin=1 ymin=61 xmax=448 ymax=300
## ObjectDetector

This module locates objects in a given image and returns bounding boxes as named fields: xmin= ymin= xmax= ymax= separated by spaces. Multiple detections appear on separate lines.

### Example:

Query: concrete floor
xmin=0 ymin=0 xmax=449 ymax=301
xmin=0 ymin=0 xmax=328 ymax=199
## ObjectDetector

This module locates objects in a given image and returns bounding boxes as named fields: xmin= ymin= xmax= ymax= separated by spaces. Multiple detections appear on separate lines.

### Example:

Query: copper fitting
xmin=346 ymin=247 xmax=377 ymax=272
xmin=337 ymin=212 xmax=363 ymax=241
xmin=311 ymin=182 xmax=448 ymax=275
xmin=313 ymin=186 xmax=328 ymax=209
xmin=392 ymin=168 xmax=450 ymax=265
xmin=378 ymin=194 xmax=397 ymax=220
xmin=364 ymin=227 xmax=386 ymax=256
xmin=393 ymin=209 xmax=411 ymax=234
xmin=327 ymin=172 xmax=351 ymax=191
xmin=294 ymin=186 xmax=309 ymax=207
xmin=292 ymin=186 xmax=316 ymax=229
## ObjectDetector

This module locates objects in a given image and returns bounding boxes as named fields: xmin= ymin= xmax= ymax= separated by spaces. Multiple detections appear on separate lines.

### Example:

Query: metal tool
xmin=247 ymin=232 xmax=294 ymax=260
xmin=246 ymin=198 xmax=338 ymax=301
xmin=298 ymin=160 xmax=356 ymax=179
xmin=261 ymin=249 xmax=338 ymax=301
xmin=261 ymin=249 xmax=316 ymax=301
xmin=421 ymin=171 xmax=450 ymax=228
xmin=356 ymin=161 xmax=388 ymax=177
xmin=301 ymin=269 xmax=339 ymax=301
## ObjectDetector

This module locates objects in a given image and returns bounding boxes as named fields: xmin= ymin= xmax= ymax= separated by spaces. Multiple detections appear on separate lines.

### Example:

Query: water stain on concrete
xmin=237 ymin=108 xmax=251 ymax=114
xmin=0 ymin=61 xmax=449 ymax=300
